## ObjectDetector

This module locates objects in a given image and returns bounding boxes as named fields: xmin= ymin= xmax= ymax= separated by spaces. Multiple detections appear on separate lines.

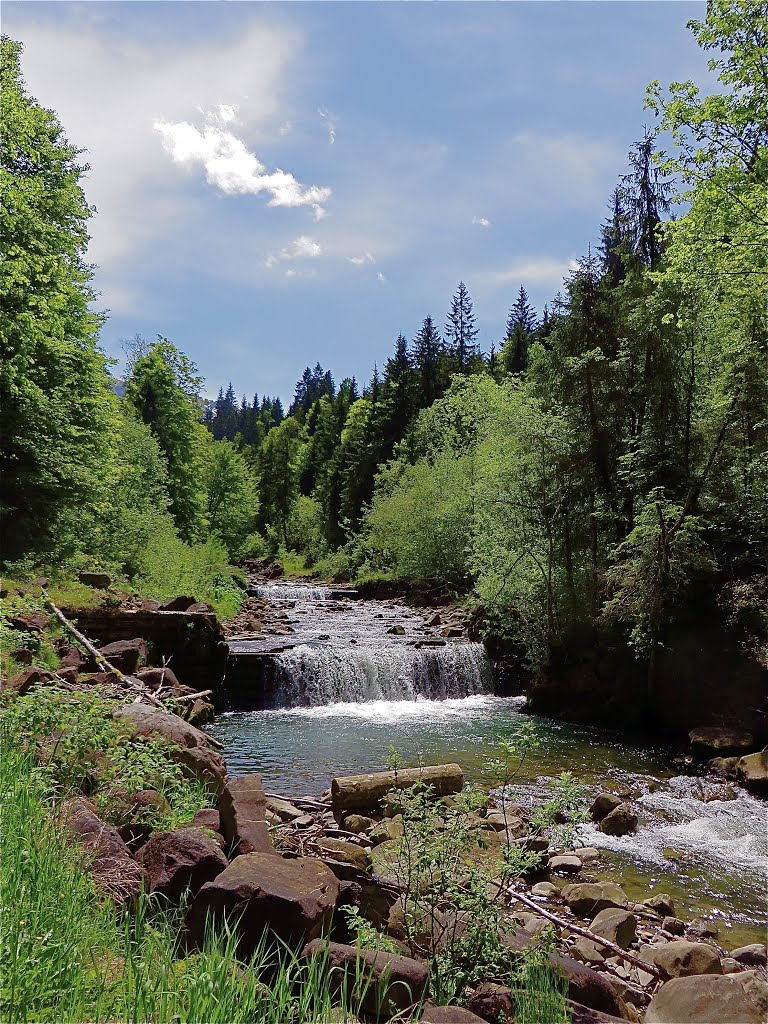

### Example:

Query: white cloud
xmin=154 ymin=112 xmax=331 ymax=218
xmin=377 ymin=272 xmax=387 ymax=284
xmin=472 ymin=216 xmax=491 ymax=227
xmin=346 ymin=251 xmax=375 ymax=266
xmin=279 ymin=120 xmax=293 ymax=136
xmin=318 ymin=106 xmax=337 ymax=144
xmin=265 ymin=234 xmax=324 ymax=267
xmin=478 ymin=257 xmax=579 ymax=291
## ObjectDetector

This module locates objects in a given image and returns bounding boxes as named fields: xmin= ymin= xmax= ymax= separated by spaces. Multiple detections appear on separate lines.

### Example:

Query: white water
xmin=251 ymin=583 xmax=330 ymax=601
xmin=268 ymin=641 xmax=492 ymax=707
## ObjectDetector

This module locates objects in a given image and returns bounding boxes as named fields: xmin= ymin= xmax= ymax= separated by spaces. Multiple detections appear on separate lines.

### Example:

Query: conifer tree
xmin=502 ymin=286 xmax=538 ymax=374
xmin=444 ymin=281 xmax=479 ymax=371
xmin=411 ymin=316 xmax=443 ymax=407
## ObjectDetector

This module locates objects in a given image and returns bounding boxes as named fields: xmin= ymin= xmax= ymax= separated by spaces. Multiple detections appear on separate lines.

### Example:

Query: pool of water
xmin=208 ymin=694 xmax=768 ymax=948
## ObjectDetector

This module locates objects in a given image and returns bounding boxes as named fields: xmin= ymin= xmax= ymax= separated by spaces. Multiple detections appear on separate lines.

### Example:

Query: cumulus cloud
xmin=472 ymin=216 xmax=491 ymax=227
xmin=154 ymin=111 xmax=331 ymax=218
xmin=346 ymin=251 xmax=375 ymax=266
xmin=265 ymin=234 xmax=324 ymax=268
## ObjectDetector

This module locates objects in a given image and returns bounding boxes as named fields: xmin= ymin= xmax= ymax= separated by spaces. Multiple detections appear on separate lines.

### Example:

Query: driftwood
xmin=265 ymin=791 xmax=331 ymax=810
xmin=164 ymin=689 xmax=213 ymax=703
xmin=501 ymin=883 xmax=663 ymax=979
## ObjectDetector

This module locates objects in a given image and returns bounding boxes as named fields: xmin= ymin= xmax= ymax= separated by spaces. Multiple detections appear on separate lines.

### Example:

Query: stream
xmin=209 ymin=583 xmax=768 ymax=949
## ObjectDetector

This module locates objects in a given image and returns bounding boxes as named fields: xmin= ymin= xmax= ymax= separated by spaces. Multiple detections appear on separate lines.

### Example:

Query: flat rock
xmin=218 ymin=774 xmax=272 ymax=856
xmin=266 ymin=796 xmax=304 ymax=822
xmin=186 ymin=852 xmax=339 ymax=955
xmin=567 ymin=1001 xmax=629 ymax=1024
xmin=137 ymin=826 xmax=228 ymax=903
xmin=313 ymin=838 xmax=370 ymax=872
xmin=571 ymin=937 xmax=606 ymax=966
xmin=548 ymin=854 xmax=583 ymax=873
xmin=573 ymin=847 xmax=600 ymax=863
xmin=561 ymin=881 xmax=628 ymax=917
xmin=531 ymin=881 xmax=559 ymax=898
xmin=645 ymin=971 xmax=768 ymax=1023
xmin=641 ymin=940 xmax=722 ymax=979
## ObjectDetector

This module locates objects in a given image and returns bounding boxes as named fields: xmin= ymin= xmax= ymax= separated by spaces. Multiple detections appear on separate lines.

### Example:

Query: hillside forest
xmin=2 ymin=5 xmax=766 ymax=716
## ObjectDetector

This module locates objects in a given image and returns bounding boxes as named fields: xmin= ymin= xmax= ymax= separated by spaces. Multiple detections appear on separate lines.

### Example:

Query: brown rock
xmin=466 ymin=982 xmax=514 ymax=1023
xmin=160 ymin=596 xmax=199 ymax=611
xmin=314 ymin=838 xmax=370 ymax=872
xmin=136 ymin=666 xmax=181 ymax=691
xmin=266 ymin=795 xmax=304 ymax=822
xmin=343 ymin=814 xmax=377 ymax=834
xmin=9 ymin=611 xmax=50 ymax=632
xmin=662 ymin=916 xmax=685 ymax=936
xmin=550 ymin=953 xmax=629 ymax=1018
xmin=644 ymin=971 xmax=768 ymax=1023
xmin=192 ymin=808 xmax=221 ymax=832
xmin=185 ymin=699 xmax=215 ymax=727
xmin=641 ymin=940 xmax=722 ymax=979
xmin=2 ymin=667 xmax=54 ymax=696
xmin=302 ymin=939 xmax=429 ymax=1017
xmin=218 ymin=774 xmax=272 ymax=855
xmin=78 ymin=571 xmax=112 ymax=589
xmin=548 ymin=854 xmax=583 ymax=873
xmin=421 ymin=1005 xmax=486 ymax=1022
xmin=589 ymin=908 xmax=637 ymax=949
xmin=137 ymin=826 xmax=228 ymax=903
xmin=567 ymin=1001 xmax=629 ymax=1024
xmin=599 ymin=803 xmax=637 ymax=836
xmin=689 ymin=727 xmax=755 ymax=760
xmin=589 ymin=793 xmax=623 ymax=822
xmin=186 ymin=852 xmax=339 ymax=955
xmin=737 ymin=750 xmax=768 ymax=795
xmin=65 ymin=797 xmax=145 ymax=907
xmin=561 ymin=882 xmax=628 ymax=917
xmin=570 ymin=937 xmax=606 ymax=966
xmin=98 ymin=638 xmax=148 ymax=674
xmin=731 ymin=943 xmax=767 ymax=967
xmin=10 ymin=647 xmax=33 ymax=665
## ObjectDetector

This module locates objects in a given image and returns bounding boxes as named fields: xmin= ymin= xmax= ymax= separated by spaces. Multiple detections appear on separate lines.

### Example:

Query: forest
xmin=2 ymin=3 xmax=766 ymax=692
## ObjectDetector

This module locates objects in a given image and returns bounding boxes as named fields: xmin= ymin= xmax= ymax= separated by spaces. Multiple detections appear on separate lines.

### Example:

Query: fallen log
xmin=331 ymin=764 xmax=464 ymax=813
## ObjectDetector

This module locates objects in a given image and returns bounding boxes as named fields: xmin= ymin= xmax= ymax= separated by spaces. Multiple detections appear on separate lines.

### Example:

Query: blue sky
xmin=6 ymin=1 xmax=712 ymax=402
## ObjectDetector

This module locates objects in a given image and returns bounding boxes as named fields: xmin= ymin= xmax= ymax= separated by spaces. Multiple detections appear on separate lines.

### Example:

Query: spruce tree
xmin=444 ymin=281 xmax=479 ymax=371
xmin=411 ymin=316 xmax=443 ymax=407
xmin=502 ymin=286 xmax=538 ymax=374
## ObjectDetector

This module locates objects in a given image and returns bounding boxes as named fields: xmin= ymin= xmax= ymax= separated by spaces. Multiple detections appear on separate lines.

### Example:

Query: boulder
xmin=65 ymin=797 xmax=145 ymax=907
xmin=598 ymin=803 xmax=638 ymax=836
xmin=115 ymin=703 xmax=226 ymax=792
xmin=548 ymin=854 xmax=583 ymax=873
xmin=731 ymin=943 xmax=767 ymax=967
xmin=97 ymin=638 xmax=149 ymax=674
xmin=421 ymin=1005 xmax=486 ymax=1022
xmin=550 ymin=953 xmax=629 ymax=1018
xmin=644 ymin=971 xmax=768 ymax=1023
xmin=589 ymin=908 xmax=637 ymax=949
xmin=369 ymin=816 xmax=404 ymax=845
xmin=531 ymin=881 xmax=559 ymax=898
xmin=707 ymin=755 xmax=739 ymax=777
xmin=641 ymin=940 xmax=722 ymax=979
xmin=59 ymin=645 xmax=82 ymax=669
xmin=485 ymin=811 xmax=527 ymax=837
xmin=2 ymin=667 xmax=54 ymax=696
xmin=186 ymin=852 xmax=339 ymax=955
xmin=302 ymin=939 xmax=429 ymax=1018
xmin=159 ymin=596 xmax=199 ymax=611
xmin=191 ymin=808 xmax=221 ymax=832
xmin=314 ymin=838 xmax=370 ymax=873
xmin=137 ymin=826 xmax=228 ymax=903
xmin=184 ymin=699 xmax=215 ymax=727
xmin=644 ymin=893 xmax=675 ymax=917
xmin=573 ymin=847 xmax=600 ymax=863
xmin=570 ymin=937 xmax=606 ymax=966
xmin=266 ymin=796 xmax=304 ymax=822
xmin=331 ymin=764 xmax=464 ymax=814
xmin=589 ymin=793 xmax=623 ymax=822
xmin=78 ymin=571 xmax=112 ymax=588
xmin=566 ymin=1002 xmax=629 ymax=1024
xmin=9 ymin=611 xmax=49 ymax=632
xmin=466 ymin=983 xmax=514 ymax=1023
xmin=689 ymin=727 xmax=755 ymax=760
xmin=737 ymin=750 xmax=768 ymax=794
xmin=108 ymin=787 xmax=170 ymax=829
xmin=688 ymin=919 xmax=718 ymax=940
xmin=561 ymin=882 xmax=628 ymax=917
xmin=136 ymin=666 xmax=182 ymax=691
xmin=343 ymin=814 xmax=377 ymax=835
xmin=218 ymin=775 xmax=272 ymax=856
xmin=662 ymin=916 xmax=685 ymax=936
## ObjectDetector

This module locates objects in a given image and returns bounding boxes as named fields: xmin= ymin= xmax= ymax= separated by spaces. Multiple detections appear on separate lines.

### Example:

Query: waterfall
xmin=263 ymin=642 xmax=493 ymax=707
xmin=251 ymin=583 xmax=330 ymax=601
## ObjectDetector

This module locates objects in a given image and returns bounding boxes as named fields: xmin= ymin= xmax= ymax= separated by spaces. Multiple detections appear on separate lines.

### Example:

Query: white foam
xmin=246 ymin=692 xmax=510 ymax=721
xmin=252 ymin=584 xmax=330 ymax=601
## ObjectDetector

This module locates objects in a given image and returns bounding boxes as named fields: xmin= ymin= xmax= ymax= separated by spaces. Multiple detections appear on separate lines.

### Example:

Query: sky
xmin=6 ymin=1 xmax=713 ymax=403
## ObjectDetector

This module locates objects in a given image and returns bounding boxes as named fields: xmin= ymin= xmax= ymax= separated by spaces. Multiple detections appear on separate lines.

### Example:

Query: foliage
xmin=205 ymin=439 xmax=260 ymax=559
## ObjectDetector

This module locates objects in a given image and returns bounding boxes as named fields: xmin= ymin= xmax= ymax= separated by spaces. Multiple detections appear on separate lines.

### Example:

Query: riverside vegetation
xmin=1 ymin=4 xmax=767 ymax=1022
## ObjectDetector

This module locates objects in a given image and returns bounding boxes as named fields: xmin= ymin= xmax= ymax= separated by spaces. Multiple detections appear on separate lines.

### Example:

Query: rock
xmin=137 ymin=826 xmax=228 ymax=903
xmin=688 ymin=919 xmax=718 ymax=940
xmin=532 ymin=881 xmax=559 ymax=898
xmin=1 ymin=667 xmax=54 ymax=696
xmin=439 ymin=626 xmax=463 ymax=638
xmin=731 ymin=943 xmax=767 ymax=967
xmin=421 ymin=1005 xmax=486 ymax=1022
xmin=598 ymin=803 xmax=638 ymax=836
xmin=566 ymin=1002 xmax=629 ymax=1024
xmin=191 ymin=807 xmax=223 ymax=844
xmin=218 ymin=774 xmax=272 ymax=856
xmin=78 ymin=571 xmax=112 ymax=588
xmin=59 ymin=645 xmax=82 ymax=669
xmin=56 ymin=666 xmax=79 ymax=685
xmin=354 ymin=880 xmax=400 ymax=929
xmin=571 ymin=937 xmax=606 ymax=965
xmin=689 ymin=727 xmax=755 ymax=760
xmin=186 ymin=852 xmax=339 ymax=955
xmin=386 ymin=624 xmax=405 ymax=635
xmin=426 ymin=612 xmax=442 ymax=627
xmin=707 ymin=755 xmax=740 ymax=777
xmin=573 ymin=847 xmax=600 ymax=863
xmin=302 ymin=939 xmax=428 ymax=1017
xmin=548 ymin=854 xmax=583 ymax=873
xmin=485 ymin=811 xmax=527 ymax=837
xmin=550 ymin=953 xmax=629 ymax=1018
xmin=589 ymin=793 xmax=623 ymax=822
xmin=737 ymin=750 xmax=768 ymax=794
xmin=314 ymin=838 xmax=370 ymax=872
xmin=589 ymin=908 xmax=637 ymax=949
xmin=343 ymin=814 xmax=376 ymax=834
xmin=159 ymin=596 xmax=199 ymax=611
xmin=561 ymin=882 xmax=628 ymax=917
xmin=135 ymin=666 xmax=181 ymax=691
xmin=184 ymin=699 xmax=215 ymax=727
xmin=266 ymin=796 xmax=304 ymax=822
xmin=662 ymin=916 xmax=686 ymax=936
xmin=722 ymin=957 xmax=742 ymax=973
xmin=64 ymin=797 xmax=145 ymax=907
xmin=466 ymin=982 xmax=514 ymax=1023
xmin=331 ymin=764 xmax=464 ymax=814
xmin=187 ymin=602 xmax=214 ymax=613
xmin=8 ymin=611 xmax=50 ymax=632
xmin=97 ymin=638 xmax=149 ymax=674
xmin=115 ymin=703 xmax=226 ymax=792
xmin=644 ymin=893 xmax=675 ymax=917
xmin=644 ymin=971 xmax=768 ymax=1023
xmin=10 ymin=647 xmax=33 ymax=666
xmin=641 ymin=940 xmax=723 ymax=979
xmin=369 ymin=815 xmax=404 ymax=845
xmin=107 ymin=787 xmax=170 ymax=829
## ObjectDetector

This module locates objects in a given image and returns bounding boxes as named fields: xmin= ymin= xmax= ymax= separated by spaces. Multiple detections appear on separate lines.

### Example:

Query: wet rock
xmin=421 ymin=1005 xmax=485 ymax=1022
xmin=550 ymin=953 xmax=629 ymax=1018
xmin=302 ymin=939 xmax=429 ymax=1017
xmin=641 ymin=940 xmax=722 ymax=979
xmin=218 ymin=774 xmax=272 ymax=856
xmin=137 ymin=826 xmax=228 ymax=903
xmin=531 ymin=881 xmax=559 ymax=898
xmin=439 ymin=626 xmax=463 ymax=638
xmin=589 ymin=908 xmax=637 ymax=949
xmin=689 ymin=727 xmax=755 ymax=760
xmin=65 ymin=797 xmax=145 ymax=907
xmin=644 ymin=971 xmax=768 ymax=1023
xmin=662 ymin=916 xmax=686 ymax=936
xmin=426 ymin=612 xmax=442 ymax=627
xmin=589 ymin=793 xmax=623 ymax=822
xmin=186 ymin=852 xmax=338 ymax=955
xmin=561 ymin=881 xmax=628 ymax=917
xmin=115 ymin=703 xmax=226 ymax=792
xmin=644 ymin=893 xmax=675 ymax=917
xmin=737 ymin=750 xmax=768 ymax=795
xmin=548 ymin=854 xmax=583 ymax=873
xmin=466 ymin=982 xmax=514 ymax=1023
xmin=331 ymin=764 xmax=464 ymax=814
xmin=343 ymin=813 xmax=377 ymax=834
xmin=387 ymin=624 xmax=405 ymax=635
xmin=97 ymin=638 xmax=149 ymax=673
xmin=78 ymin=571 xmax=112 ymax=588
xmin=598 ymin=803 xmax=637 ymax=836
xmin=731 ymin=943 xmax=767 ymax=967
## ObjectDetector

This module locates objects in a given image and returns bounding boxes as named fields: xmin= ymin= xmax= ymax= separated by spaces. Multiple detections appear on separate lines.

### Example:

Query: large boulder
xmin=640 ymin=940 xmax=722 ymax=979
xmin=589 ymin=908 xmax=637 ymax=949
xmin=466 ymin=983 xmax=514 ymax=1023
xmin=689 ymin=727 xmax=755 ymax=760
xmin=65 ymin=797 xmax=145 ymax=907
xmin=136 ymin=666 xmax=182 ymax=692
xmin=731 ymin=943 xmax=767 ymax=967
xmin=218 ymin=774 xmax=272 ymax=856
xmin=561 ymin=882 xmax=628 ymax=917
xmin=550 ymin=953 xmax=629 ymax=1019
xmin=566 ymin=1002 xmax=629 ymax=1024
xmin=114 ymin=703 xmax=226 ymax=792
xmin=645 ymin=971 xmax=768 ymax=1023
xmin=598 ymin=803 xmax=638 ymax=836
xmin=331 ymin=764 xmax=464 ymax=814
xmin=302 ymin=939 xmax=429 ymax=1018
xmin=97 ymin=638 xmax=148 ymax=673
xmin=136 ymin=826 xmax=228 ymax=903
xmin=421 ymin=1005 xmax=486 ymax=1022
xmin=589 ymin=793 xmax=623 ymax=822
xmin=185 ymin=852 xmax=339 ymax=955
xmin=737 ymin=750 xmax=768 ymax=794
xmin=78 ymin=571 xmax=112 ymax=589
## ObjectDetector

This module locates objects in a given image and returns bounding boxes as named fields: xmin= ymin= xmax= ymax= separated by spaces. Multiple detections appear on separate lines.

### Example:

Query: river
xmin=208 ymin=582 xmax=767 ymax=949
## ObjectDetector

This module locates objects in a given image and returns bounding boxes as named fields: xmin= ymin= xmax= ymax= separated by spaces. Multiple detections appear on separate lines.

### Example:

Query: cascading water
xmin=250 ymin=583 xmax=330 ymax=601
xmin=266 ymin=641 xmax=492 ymax=707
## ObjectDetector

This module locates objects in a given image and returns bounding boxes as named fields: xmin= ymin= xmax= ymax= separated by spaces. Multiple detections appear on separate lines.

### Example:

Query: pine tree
xmin=620 ymin=131 xmax=672 ymax=269
xmin=502 ymin=286 xmax=538 ymax=374
xmin=444 ymin=281 xmax=479 ymax=371
xmin=411 ymin=316 xmax=443 ymax=407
